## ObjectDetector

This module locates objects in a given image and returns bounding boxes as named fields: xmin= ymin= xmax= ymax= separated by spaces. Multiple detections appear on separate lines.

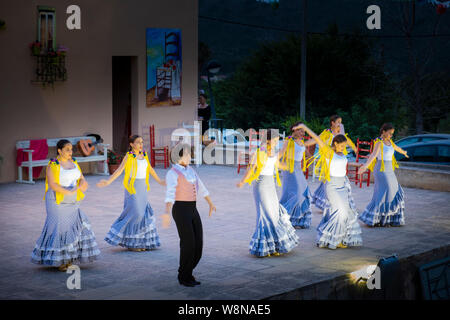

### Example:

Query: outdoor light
xmin=350 ymin=264 xmax=378 ymax=284
xmin=206 ymin=60 xmax=221 ymax=74
xmin=350 ymin=255 xmax=400 ymax=290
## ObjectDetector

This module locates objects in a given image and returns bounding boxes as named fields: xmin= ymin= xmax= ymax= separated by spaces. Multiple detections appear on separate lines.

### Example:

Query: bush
xmin=280 ymin=115 xmax=327 ymax=136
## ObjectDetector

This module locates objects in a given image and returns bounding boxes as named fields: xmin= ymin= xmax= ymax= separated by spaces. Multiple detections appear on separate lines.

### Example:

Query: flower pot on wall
xmin=108 ymin=164 xmax=120 ymax=174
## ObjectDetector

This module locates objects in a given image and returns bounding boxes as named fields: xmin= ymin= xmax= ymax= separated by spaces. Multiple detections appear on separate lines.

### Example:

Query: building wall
xmin=0 ymin=0 xmax=198 ymax=183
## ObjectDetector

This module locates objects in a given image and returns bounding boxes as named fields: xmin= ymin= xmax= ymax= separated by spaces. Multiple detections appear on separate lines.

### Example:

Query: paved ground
xmin=0 ymin=165 xmax=449 ymax=300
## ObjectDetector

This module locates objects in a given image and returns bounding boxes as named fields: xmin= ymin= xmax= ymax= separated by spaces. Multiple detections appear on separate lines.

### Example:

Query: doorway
xmin=112 ymin=56 xmax=132 ymax=154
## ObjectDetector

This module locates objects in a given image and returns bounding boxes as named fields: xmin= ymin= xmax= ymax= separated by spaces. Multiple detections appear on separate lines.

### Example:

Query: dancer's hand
xmin=236 ymin=181 xmax=245 ymax=188
xmin=357 ymin=166 xmax=366 ymax=175
xmin=158 ymin=179 xmax=166 ymax=186
xmin=96 ymin=179 xmax=110 ymax=188
xmin=404 ymin=151 xmax=409 ymax=158
xmin=162 ymin=213 xmax=171 ymax=228
xmin=68 ymin=187 xmax=79 ymax=195
xmin=293 ymin=123 xmax=306 ymax=131
xmin=208 ymin=203 xmax=216 ymax=217
xmin=79 ymin=179 xmax=89 ymax=192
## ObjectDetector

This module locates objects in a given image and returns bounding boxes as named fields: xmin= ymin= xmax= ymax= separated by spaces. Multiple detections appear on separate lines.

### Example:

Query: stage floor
xmin=0 ymin=165 xmax=449 ymax=300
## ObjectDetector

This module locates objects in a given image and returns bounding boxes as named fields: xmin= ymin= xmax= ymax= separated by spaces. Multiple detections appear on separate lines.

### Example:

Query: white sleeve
xmin=164 ymin=170 xmax=178 ymax=204
xmin=195 ymin=173 xmax=210 ymax=198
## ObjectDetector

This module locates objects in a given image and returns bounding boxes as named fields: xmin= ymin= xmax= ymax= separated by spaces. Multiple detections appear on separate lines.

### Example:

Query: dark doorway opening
xmin=112 ymin=56 xmax=132 ymax=154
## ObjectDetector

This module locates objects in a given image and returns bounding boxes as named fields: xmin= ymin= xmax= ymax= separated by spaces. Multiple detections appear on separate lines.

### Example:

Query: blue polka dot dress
xmin=31 ymin=165 xmax=100 ymax=267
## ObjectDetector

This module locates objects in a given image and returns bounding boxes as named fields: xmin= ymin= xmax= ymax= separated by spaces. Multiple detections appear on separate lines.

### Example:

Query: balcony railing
xmin=31 ymin=54 xmax=67 ymax=86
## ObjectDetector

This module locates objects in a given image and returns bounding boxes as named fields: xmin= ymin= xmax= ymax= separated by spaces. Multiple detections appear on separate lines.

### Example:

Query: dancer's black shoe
xmin=178 ymin=279 xmax=196 ymax=287
xmin=190 ymin=276 xmax=201 ymax=285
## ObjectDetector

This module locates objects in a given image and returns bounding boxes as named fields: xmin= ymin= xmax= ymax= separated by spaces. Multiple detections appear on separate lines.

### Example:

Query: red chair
xmin=237 ymin=129 xmax=259 ymax=174
xmin=149 ymin=125 xmax=169 ymax=169
xmin=347 ymin=138 xmax=374 ymax=188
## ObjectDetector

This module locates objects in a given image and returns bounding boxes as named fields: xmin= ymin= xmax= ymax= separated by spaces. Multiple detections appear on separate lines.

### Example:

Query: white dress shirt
xmin=165 ymin=164 xmax=209 ymax=203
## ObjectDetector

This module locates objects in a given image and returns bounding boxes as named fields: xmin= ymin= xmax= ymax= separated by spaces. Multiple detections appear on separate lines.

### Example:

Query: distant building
xmin=0 ymin=0 xmax=198 ymax=183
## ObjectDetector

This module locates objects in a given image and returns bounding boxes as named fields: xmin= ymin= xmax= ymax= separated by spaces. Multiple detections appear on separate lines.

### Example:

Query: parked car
xmin=219 ymin=129 xmax=285 ymax=151
xmin=396 ymin=140 xmax=450 ymax=165
xmin=395 ymin=134 xmax=450 ymax=148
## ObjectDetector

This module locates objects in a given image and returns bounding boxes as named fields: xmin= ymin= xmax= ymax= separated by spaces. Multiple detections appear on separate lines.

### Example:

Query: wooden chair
xmin=347 ymin=138 xmax=374 ymax=188
xmin=149 ymin=125 xmax=169 ymax=169
xmin=237 ymin=129 xmax=259 ymax=174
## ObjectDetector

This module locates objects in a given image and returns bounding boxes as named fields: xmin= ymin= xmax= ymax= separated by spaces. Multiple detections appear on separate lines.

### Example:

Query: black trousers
xmin=172 ymin=201 xmax=203 ymax=281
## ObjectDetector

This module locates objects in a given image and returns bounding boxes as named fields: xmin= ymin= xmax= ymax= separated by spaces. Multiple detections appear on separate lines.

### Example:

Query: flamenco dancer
xmin=31 ymin=140 xmax=100 ymax=271
xmin=279 ymin=122 xmax=315 ymax=228
xmin=237 ymin=129 xmax=299 ymax=257
xmin=311 ymin=115 xmax=357 ymax=212
xmin=294 ymin=124 xmax=362 ymax=249
xmin=97 ymin=135 xmax=165 ymax=251
xmin=162 ymin=144 xmax=216 ymax=287
xmin=358 ymin=123 xmax=408 ymax=227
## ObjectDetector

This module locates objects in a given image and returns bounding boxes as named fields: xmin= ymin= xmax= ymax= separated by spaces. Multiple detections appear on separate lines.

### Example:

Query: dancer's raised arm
xmin=96 ymin=154 xmax=128 ymax=188
xmin=392 ymin=142 xmax=409 ymax=158
xmin=292 ymin=124 xmax=327 ymax=150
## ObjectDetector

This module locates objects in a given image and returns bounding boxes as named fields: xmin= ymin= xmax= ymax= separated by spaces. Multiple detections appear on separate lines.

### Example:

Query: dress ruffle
xmin=312 ymin=182 xmax=328 ymax=211
xmin=316 ymin=177 xmax=362 ymax=249
xmin=359 ymin=185 xmax=405 ymax=227
xmin=249 ymin=204 xmax=299 ymax=257
xmin=105 ymin=179 xmax=161 ymax=249
xmin=105 ymin=203 xmax=161 ymax=249
xmin=31 ymin=211 xmax=100 ymax=266
xmin=280 ymin=163 xmax=313 ymax=229
xmin=284 ymin=187 xmax=312 ymax=228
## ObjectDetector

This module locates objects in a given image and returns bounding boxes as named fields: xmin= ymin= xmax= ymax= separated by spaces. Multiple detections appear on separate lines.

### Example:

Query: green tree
xmin=213 ymin=25 xmax=405 ymax=134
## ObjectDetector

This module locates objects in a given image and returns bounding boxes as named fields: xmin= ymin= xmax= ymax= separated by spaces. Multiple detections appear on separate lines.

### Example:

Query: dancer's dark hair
xmin=329 ymin=115 xmax=342 ymax=127
xmin=379 ymin=123 xmax=394 ymax=136
xmin=290 ymin=122 xmax=304 ymax=133
xmin=56 ymin=139 xmax=71 ymax=156
xmin=332 ymin=134 xmax=347 ymax=147
xmin=128 ymin=135 xmax=141 ymax=151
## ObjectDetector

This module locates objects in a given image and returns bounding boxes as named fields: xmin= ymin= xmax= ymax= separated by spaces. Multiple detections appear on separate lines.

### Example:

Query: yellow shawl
xmin=367 ymin=138 xmax=399 ymax=172
xmin=44 ymin=158 xmax=85 ymax=204
xmin=319 ymin=129 xmax=356 ymax=155
xmin=280 ymin=137 xmax=306 ymax=173
xmin=306 ymin=144 xmax=335 ymax=183
xmin=244 ymin=148 xmax=282 ymax=186
xmin=123 ymin=151 xmax=152 ymax=194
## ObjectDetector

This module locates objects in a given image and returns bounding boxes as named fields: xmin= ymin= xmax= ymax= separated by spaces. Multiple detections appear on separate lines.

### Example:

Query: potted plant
xmin=29 ymin=41 xmax=41 ymax=56
xmin=107 ymin=150 xmax=123 ymax=174
xmin=56 ymin=45 xmax=68 ymax=57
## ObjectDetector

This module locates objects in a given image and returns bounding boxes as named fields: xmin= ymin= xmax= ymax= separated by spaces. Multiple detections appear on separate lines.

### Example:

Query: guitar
xmin=77 ymin=139 xmax=100 ymax=156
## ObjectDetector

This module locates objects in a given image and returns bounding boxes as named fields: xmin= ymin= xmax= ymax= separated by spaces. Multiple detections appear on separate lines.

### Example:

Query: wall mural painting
xmin=146 ymin=28 xmax=182 ymax=107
